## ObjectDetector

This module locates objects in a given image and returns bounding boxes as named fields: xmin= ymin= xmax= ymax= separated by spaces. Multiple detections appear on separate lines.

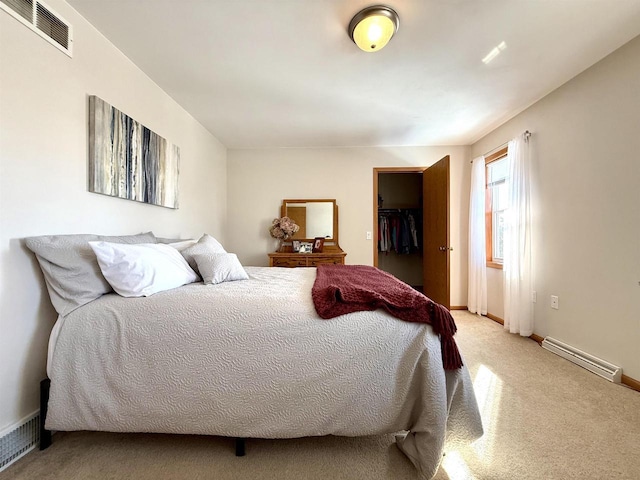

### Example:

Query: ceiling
xmin=67 ymin=0 xmax=640 ymax=149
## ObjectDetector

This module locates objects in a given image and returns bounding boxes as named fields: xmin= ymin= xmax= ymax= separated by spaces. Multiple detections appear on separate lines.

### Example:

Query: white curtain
xmin=468 ymin=156 xmax=487 ymax=315
xmin=503 ymin=135 xmax=533 ymax=336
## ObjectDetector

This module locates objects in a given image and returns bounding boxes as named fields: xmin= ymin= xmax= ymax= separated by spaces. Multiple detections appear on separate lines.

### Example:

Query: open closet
xmin=373 ymin=156 xmax=451 ymax=309
xmin=377 ymin=173 xmax=423 ymax=290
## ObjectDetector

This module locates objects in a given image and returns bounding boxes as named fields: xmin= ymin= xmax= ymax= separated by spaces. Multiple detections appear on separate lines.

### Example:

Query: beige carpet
xmin=2 ymin=311 xmax=639 ymax=480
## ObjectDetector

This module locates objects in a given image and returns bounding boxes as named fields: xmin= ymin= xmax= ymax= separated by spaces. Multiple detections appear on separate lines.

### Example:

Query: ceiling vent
xmin=0 ymin=0 xmax=72 ymax=57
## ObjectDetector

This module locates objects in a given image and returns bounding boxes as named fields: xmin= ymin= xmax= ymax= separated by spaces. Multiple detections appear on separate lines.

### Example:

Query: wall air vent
xmin=0 ymin=0 xmax=72 ymax=56
xmin=0 ymin=412 xmax=40 ymax=473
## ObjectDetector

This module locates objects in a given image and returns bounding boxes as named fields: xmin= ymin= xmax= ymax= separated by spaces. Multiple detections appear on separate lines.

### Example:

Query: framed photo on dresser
xmin=312 ymin=237 xmax=325 ymax=253
xmin=299 ymin=243 xmax=313 ymax=253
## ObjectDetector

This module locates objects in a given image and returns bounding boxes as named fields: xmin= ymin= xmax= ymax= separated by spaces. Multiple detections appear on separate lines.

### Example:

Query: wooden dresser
xmin=269 ymin=198 xmax=346 ymax=268
xmin=268 ymin=247 xmax=346 ymax=268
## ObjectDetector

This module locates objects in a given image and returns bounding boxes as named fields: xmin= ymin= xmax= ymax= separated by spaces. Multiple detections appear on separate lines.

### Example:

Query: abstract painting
xmin=88 ymin=95 xmax=179 ymax=209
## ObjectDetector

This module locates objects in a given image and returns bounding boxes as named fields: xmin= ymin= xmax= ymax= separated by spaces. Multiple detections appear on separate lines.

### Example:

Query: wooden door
xmin=423 ymin=156 xmax=450 ymax=309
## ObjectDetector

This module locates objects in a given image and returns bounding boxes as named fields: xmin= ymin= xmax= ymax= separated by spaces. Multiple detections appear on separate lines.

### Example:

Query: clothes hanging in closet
xmin=378 ymin=210 xmax=420 ymax=254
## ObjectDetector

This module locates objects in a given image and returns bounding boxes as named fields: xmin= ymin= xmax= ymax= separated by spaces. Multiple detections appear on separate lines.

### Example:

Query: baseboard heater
xmin=541 ymin=337 xmax=622 ymax=383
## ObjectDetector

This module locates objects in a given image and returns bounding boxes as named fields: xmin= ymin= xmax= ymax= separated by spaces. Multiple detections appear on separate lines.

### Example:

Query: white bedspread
xmin=47 ymin=266 xmax=482 ymax=479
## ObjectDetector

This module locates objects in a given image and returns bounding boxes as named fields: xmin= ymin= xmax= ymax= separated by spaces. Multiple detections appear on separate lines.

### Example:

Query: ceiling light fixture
xmin=348 ymin=5 xmax=399 ymax=53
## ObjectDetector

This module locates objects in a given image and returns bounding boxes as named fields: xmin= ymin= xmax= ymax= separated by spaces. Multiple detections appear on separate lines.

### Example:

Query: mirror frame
xmin=281 ymin=199 xmax=338 ymax=244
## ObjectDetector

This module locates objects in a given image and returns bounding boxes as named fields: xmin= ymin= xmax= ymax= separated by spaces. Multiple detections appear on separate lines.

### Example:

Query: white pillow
xmin=192 ymin=252 xmax=249 ymax=285
xmin=89 ymin=242 xmax=199 ymax=297
xmin=181 ymin=234 xmax=227 ymax=276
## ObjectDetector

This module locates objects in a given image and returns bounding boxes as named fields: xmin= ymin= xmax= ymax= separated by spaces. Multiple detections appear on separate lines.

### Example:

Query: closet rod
xmin=470 ymin=130 xmax=531 ymax=163
xmin=378 ymin=207 xmax=421 ymax=211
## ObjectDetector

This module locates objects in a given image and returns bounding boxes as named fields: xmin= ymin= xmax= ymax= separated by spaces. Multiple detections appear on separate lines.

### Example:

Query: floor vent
xmin=0 ymin=412 xmax=39 ymax=473
xmin=542 ymin=337 xmax=622 ymax=383
xmin=0 ymin=0 xmax=72 ymax=56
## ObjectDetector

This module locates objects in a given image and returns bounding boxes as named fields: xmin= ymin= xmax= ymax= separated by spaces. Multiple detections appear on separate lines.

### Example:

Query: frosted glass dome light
xmin=348 ymin=6 xmax=399 ymax=53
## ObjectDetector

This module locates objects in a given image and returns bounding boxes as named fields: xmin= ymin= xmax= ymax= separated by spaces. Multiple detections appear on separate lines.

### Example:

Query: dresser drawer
xmin=309 ymin=256 xmax=343 ymax=266
xmin=271 ymin=257 xmax=309 ymax=268
xmin=268 ymin=251 xmax=346 ymax=268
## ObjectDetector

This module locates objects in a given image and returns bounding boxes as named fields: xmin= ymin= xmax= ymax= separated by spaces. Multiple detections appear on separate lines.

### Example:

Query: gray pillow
xmin=180 ymin=234 xmax=226 ymax=277
xmin=192 ymin=252 xmax=249 ymax=285
xmin=25 ymin=232 xmax=157 ymax=316
xmin=156 ymin=237 xmax=187 ymax=244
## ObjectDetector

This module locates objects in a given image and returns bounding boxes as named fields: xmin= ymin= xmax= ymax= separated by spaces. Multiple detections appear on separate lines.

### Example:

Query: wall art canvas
xmin=88 ymin=95 xmax=180 ymax=209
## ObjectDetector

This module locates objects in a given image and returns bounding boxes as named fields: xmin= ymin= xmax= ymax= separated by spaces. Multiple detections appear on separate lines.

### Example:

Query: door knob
xmin=439 ymin=246 xmax=453 ymax=252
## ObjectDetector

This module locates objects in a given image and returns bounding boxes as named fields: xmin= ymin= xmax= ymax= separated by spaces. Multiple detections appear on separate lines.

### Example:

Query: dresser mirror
xmin=281 ymin=199 xmax=338 ymax=244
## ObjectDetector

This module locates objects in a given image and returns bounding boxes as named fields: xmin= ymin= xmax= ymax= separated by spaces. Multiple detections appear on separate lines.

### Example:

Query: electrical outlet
xmin=532 ymin=291 xmax=537 ymax=303
xmin=366 ymin=231 xmax=372 ymax=240
xmin=551 ymin=295 xmax=559 ymax=310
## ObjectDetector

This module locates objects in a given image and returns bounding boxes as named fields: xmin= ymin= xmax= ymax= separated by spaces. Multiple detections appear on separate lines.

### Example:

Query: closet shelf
xmin=378 ymin=206 xmax=421 ymax=212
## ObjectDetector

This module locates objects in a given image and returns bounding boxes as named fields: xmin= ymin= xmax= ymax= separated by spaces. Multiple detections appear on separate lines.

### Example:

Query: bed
xmin=27 ymin=233 xmax=483 ymax=480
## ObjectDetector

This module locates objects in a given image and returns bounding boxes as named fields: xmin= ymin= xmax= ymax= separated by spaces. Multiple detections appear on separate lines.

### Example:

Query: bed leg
xmin=40 ymin=378 xmax=52 ymax=450
xmin=235 ymin=437 xmax=245 ymax=457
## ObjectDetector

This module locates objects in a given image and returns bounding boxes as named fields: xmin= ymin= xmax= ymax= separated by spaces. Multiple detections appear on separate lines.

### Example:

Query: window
xmin=485 ymin=147 xmax=508 ymax=268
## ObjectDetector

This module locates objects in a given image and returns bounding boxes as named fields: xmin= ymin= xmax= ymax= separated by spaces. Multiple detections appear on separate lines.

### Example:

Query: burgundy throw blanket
xmin=312 ymin=264 xmax=463 ymax=370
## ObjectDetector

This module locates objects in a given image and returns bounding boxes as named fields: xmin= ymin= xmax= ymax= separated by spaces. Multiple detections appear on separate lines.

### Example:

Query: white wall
xmin=0 ymin=1 xmax=227 ymax=430
xmin=227 ymin=146 xmax=471 ymax=307
xmin=471 ymin=35 xmax=640 ymax=379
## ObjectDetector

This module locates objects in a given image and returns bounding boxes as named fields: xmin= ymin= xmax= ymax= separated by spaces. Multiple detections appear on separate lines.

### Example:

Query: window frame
xmin=485 ymin=147 xmax=508 ymax=269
